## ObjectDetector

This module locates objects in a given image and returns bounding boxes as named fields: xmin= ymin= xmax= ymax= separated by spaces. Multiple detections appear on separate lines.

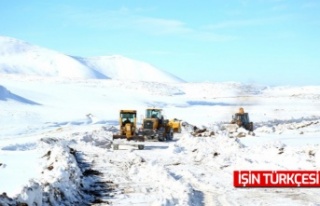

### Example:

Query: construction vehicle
xmin=139 ymin=108 xmax=177 ymax=141
xmin=112 ymin=110 xmax=145 ymax=150
xmin=222 ymin=107 xmax=254 ymax=137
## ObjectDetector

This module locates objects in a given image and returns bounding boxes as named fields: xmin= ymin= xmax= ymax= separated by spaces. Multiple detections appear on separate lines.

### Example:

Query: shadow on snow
xmin=0 ymin=85 xmax=41 ymax=105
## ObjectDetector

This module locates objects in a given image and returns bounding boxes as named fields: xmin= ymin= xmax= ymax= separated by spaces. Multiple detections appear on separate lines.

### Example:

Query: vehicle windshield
xmin=146 ymin=109 xmax=161 ymax=118
xmin=234 ymin=114 xmax=249 ymax=123
xmin=120 ymin=113 xmax=136 ymax=123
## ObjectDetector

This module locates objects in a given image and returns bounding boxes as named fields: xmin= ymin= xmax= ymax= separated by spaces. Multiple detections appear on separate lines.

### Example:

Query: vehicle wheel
xmin=166 ymin=131 xmax=173 ymax=141
xmin=249 ymin=122 xmax=254 ymax=131
xmin=157 ymin=129 xmax=166 ymax=141
xmin=138 ymin=145 xmax=144 ymax=150
xmin=158 ymin=135 xmax=165 ymax=141
xmin=113 ymin=144 xmax=119 ymax=150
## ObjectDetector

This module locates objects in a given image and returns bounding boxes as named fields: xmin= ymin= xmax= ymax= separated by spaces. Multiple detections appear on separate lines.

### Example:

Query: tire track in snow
xmin=72 ymin=150 xmax=115 ymax=205
xmin=74 ymin=147 xmax=148 ymax=205
xmin=74 ymin=143 xmax=192 ymax=205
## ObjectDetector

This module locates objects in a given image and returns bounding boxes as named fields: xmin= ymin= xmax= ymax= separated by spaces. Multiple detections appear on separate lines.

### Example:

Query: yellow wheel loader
xmin=112 ymin=110 xmax=145 ymax=150
xmin=139 ymin=108 xmax=181 ymax=141
xmin=222 ymin=107 xmax=254 ymax=137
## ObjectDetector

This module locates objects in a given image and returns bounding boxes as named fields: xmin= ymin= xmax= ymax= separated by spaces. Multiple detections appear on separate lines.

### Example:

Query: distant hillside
xmin=75 ymin=55 xmax=185 ymax=83
xmin=0 ymin=36 xmax=184 ymax=83
xmin=0 ymin=36 xmax=104 ymax=79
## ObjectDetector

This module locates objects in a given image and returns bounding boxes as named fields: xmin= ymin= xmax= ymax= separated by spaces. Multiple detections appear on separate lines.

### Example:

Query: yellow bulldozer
xmin=112 ymin=110 xmax=145 ymax=150
xmin=231 ymin=107 xmax=254 ymax=132
xmin=139 ymin=108 xmax=181 ymax=141
xmin=222 ymin=107 xmax=254 ymax=137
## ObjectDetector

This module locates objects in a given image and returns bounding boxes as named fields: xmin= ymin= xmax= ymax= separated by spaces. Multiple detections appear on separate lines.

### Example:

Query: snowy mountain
xmin=75 ymin=55 xmax=185 ymax=83
xmin=0 ymin=36 xmax=184 ymax=83
xmin=0 ymin=36 xmax=104 ymax=79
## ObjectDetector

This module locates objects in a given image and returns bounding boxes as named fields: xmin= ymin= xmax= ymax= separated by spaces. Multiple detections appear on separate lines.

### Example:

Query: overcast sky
xmin=1 ymin=0 xmax=319 ymax=85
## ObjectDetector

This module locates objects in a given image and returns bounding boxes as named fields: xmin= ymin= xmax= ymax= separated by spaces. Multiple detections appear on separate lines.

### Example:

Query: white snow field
xmin=1 ymin=36 xmax=320 ymax=205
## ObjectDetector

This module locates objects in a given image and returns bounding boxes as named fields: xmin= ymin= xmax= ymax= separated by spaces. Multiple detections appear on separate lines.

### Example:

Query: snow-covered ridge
xmin=0 ymin=36 xmax=184 ymax=83
xmin=75 ymin=55 xmax=185 ymax=83
xmin=0 ymin=36 xmax=102 ymax=79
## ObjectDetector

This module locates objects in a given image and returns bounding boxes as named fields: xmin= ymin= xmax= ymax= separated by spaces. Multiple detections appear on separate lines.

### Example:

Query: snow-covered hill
xmin=0 ymin=36 xmax=104 ymax=79
xmin=0 ymin=36 xmax=184 ymax=83
xmin=75 ymin=55 xmax=184 ymax=83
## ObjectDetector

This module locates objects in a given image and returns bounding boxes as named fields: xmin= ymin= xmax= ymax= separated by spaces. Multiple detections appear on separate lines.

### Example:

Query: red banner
xmin=234 ymin=170 xmax=320 ymax=187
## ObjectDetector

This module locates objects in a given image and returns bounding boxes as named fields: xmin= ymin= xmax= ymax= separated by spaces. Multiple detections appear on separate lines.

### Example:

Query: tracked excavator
xmin=222 ymin=107 xmax=254 ymax=137
xmin=112 ymin=110 xmax=145 ymax=150
xmin=139 ymin=108 xmax=181 ymax=141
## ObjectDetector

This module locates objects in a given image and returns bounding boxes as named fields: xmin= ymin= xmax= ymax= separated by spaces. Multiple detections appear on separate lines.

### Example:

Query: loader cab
xmin=146 ymin=109 xmax=162 ymax=119
xmin=233 ymin=113 xmax=250 ymax=125
xmin=143 ymin=108 xmax=163 ymax=130
xmin=119 ymin=110 xmax=137 ymax=126
xmin=232 ymin=113 xmax=253 ymax=132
